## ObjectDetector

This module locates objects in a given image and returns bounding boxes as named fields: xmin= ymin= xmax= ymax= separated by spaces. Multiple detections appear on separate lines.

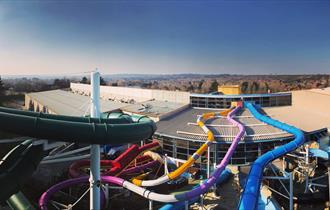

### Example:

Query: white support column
xmin=328 ymin=165 xmax=330 ymax=207
xmin=105 ymin=184 xmax=109 ymax=208
xmin=199 ymin=188 xmax=204 ymax=210
xmin=164 ymin=154 xmax=169 ymax=175
xmin=304 ymin=145 xmax=310 ymax=193
xmin=305 ymin=145 xmax=309 ymax=165
xmin=289 ymin=172 xmax=293 ymax=210
xmin=90 ymin=70 xmax=101 ymax=210
xmin=207 ymin=146 xmax=210 ymax=178
xmin=184 ymin=200 xmax=189 ymax=210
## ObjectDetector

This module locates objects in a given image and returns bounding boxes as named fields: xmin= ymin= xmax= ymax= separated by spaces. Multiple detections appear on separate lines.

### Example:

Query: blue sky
xmin=0 ymin=0 xmax=329 ymax=75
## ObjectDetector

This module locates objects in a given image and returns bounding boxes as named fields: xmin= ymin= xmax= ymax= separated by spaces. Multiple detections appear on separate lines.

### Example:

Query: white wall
xmin=70 ymin=83 xmax=190 ymax=104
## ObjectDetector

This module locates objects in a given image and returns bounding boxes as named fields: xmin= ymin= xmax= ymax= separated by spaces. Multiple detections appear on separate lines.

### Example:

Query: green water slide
xmin=0 ymin=106 xmax=156 ymax=144
xmin=0 ymin=139 xmax=44 ymax=209
xmin=0 ymin=106 xmax=156 ymax=209
xmin=6 ymin=192 xmax=35 ymax=210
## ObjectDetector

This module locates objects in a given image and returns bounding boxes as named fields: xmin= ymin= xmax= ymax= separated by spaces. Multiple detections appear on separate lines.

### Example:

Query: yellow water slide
xmin=132 ymin=108 xmax=232 ymax=187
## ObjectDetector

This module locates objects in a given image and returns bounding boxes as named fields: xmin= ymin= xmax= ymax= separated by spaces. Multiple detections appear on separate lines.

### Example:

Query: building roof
xmin=27 ymin=89 xmax=126 ymax=116
xmin=219 ymin=85 xmax=240 ymax=88
xmin=71 ymin=83 xmax=190 ymax=104
xmin=263 ymin=88 xmax=330 ymax=132
xmin=121 ymin=100 xmax=188 ymax=121
xmin=155 ymin=107 xmax=292 ymax=143
xmin=306 ymin=87 xmax=330 ymax=96
xmin=190 ymin=92 xmax=291 ymax=98
xmin=263 ymin=106 xmax=328 ymax=133
xmin=25 ymin=87 xmax=329 ymax=136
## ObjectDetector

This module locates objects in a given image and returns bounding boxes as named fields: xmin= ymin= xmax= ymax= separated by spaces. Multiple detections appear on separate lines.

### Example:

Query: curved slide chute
xmin=0 ymin=107 xmax=156 ymax=145
xmin=309 ymin=148 xmax=329 ymax=160
xmin=132 ymin=108 xmax=232 ymax=187
xmin=0 ymin=140 xmax=45 ymax=202
xmin=39 ymin=105 xmax=244 ymax=206
xmin=117 ymin=105 xmax=244 ymax=202
xmin=159 ymin=168 xmax=232 ymax=210
xmin=68 ymin=141 xmax=160 ymax=177
xmin=120 ymin=158 xmax=160 ymax=176
xmin=0 ymin=106 xmax=133 ymax=124
xmin=238 ymin=102 xmax=305 ymax=210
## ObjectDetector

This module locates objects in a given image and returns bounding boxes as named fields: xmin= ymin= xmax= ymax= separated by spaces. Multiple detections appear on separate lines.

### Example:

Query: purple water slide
xmin=180 ymin=105 xmax=245 ymax=200
xmin=39 ymin=176 xmax=124 ymax=210
xmin=39 ymin=160 xmax=159 ymax=210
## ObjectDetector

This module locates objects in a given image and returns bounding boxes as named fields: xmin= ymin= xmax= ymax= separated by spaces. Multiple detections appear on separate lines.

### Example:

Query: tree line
xmin=1 ymin=74 xmax=329 ymax=96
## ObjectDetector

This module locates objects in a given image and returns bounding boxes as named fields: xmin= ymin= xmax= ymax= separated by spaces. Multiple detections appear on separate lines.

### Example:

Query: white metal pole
xmin=90 ymin=70 xmax=101 ymax=210
xmin=164 ymin=154 xmax=168 ymax=175
xmin=305 ymin=145 xmax=309 ymax=193
xmin=305 ymin=145 xmax=309 ymax=165
xmin=213 ymin=162 xmax=217 ymax=193
xmin=207 ymin=146 xmax=210 ymax=178
xmin=185 ymin=200 xmax=189 ymax=210
xmin=199 ymin=189 xmax=204 ymax=210
xmin=105 ymin=184 xmax=109 ymax=208
xmin=289 ymin=172 xmax=293 ymax=210
xmin=328 ymin=165 xmax=330 ymax=207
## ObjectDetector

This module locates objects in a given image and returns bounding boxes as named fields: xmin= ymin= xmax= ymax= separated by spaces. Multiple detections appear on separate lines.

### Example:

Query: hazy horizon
xmin=1 ymin=72 xmax=330 ymax=77
xmin=2 ymin=73 xmax=329 ymax=80
xmin=0 ymin=1 xmax=329 ymax=76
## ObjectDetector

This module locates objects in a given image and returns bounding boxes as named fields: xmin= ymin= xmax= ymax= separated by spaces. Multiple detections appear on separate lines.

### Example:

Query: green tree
xmin=100 ymin=77 xmax=106 ymax=85
xmin=80 ymin=76 xmax=88 ymax=84
xmin=53 ymin=78 xmax=70 ymax=88
xmin=187 ymin=81 xmax=194 ymax=92
xmin=209 ymin=80 xmax=219 ymax=92
xmin=198 ymin=80 xmax=204 ymax=91
xmin=265 ymin=82 xmax=270 ymax=93
xmin=250 ymin=82 xmax=259 ymax=93
xmin=0 ymin=76 xmax=5 ymax=96
xmin=241 ymin=81 xmax=249 ymax=93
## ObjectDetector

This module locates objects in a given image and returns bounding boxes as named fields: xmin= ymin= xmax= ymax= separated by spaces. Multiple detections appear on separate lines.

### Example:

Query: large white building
xmin=25 ymin=83 xmax=330 ymax=172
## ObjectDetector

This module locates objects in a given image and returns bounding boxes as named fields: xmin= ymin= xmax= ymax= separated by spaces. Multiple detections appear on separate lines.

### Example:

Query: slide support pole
xmin=185 ymin=200 xmax=189 ymax=210
xmin=328 ymin=165 xmax=330 ymax=206
xmin=207 ymin=146 xmax=210 ymax=178
xmin=90 ymin=70 xmax=101 ymax=210
xmin=289 ymin=172 xmax=293 ymax=210
xmin=199 ymin=180 xmax=203 ymax=210
xmin=164 ymin=154 xmax=168 ymax=175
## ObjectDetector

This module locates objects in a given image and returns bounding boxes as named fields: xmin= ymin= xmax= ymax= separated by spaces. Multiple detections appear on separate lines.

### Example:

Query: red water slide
xmin=69 ymin=141 xmax=160 ymax=178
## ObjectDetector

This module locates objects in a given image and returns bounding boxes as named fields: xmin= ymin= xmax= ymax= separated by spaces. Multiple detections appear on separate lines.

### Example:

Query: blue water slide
xmin=309 ymin=148 xmax=329 ymax=160
xmin=257 ymin=193 xmax=282 ymax=210
xmin=159 ymin=168 xmax=232 ymax=210
xmin=238 ymin=102 xmax=305 ymax=210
